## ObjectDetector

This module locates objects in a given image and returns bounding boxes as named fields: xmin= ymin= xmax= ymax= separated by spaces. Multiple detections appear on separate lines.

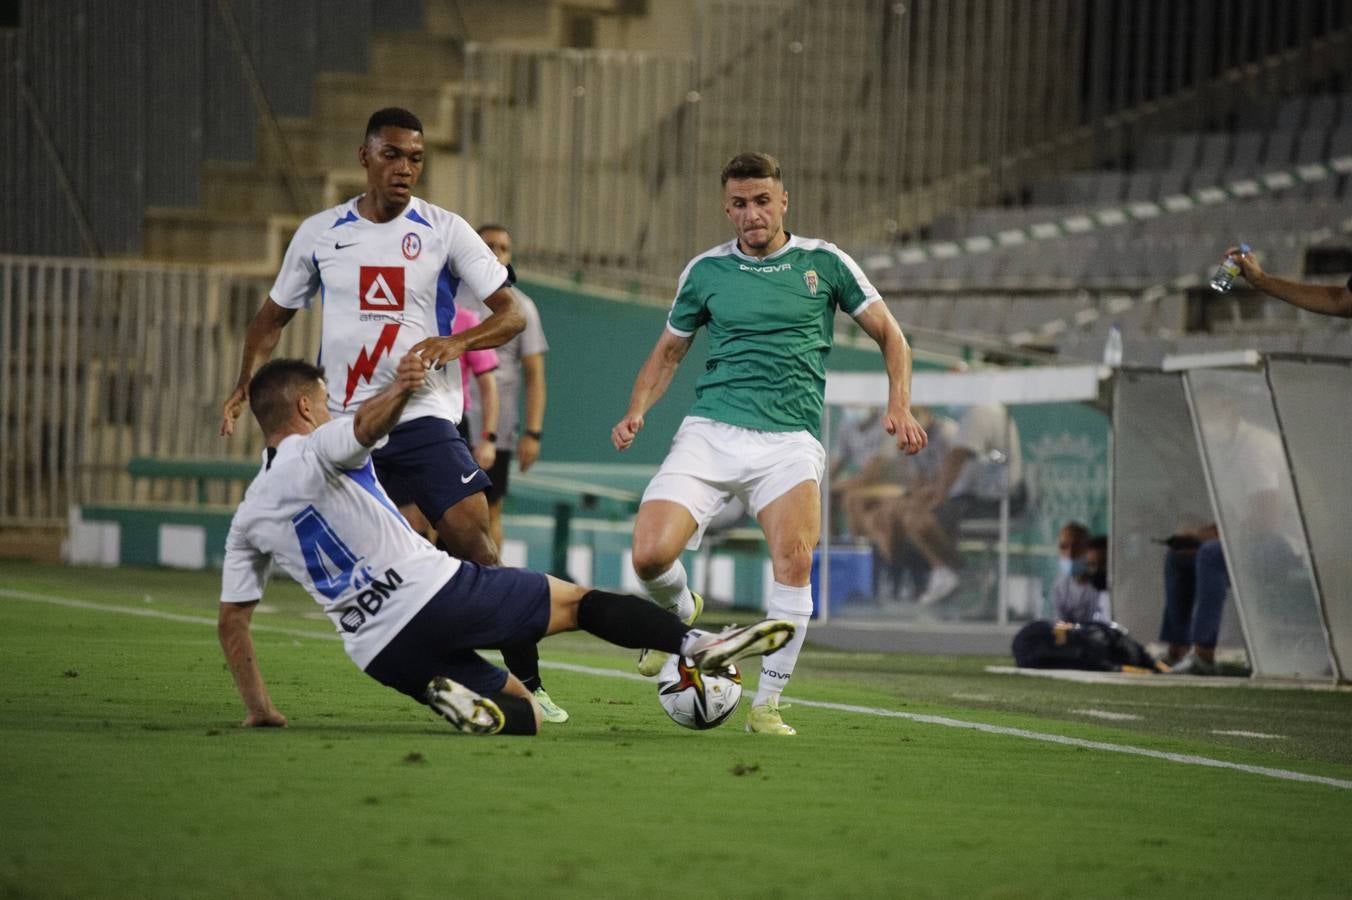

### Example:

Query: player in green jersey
xmin=611 ymin=152 xmax=928 ymax=735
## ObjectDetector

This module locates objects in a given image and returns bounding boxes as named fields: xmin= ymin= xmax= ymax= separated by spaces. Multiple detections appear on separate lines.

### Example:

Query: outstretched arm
xmin=611 ymin=329 xmax=693 ymax=451
xmin=221 ymin=298 xmax=298 ymax=436
xmin=854 ymin=302 xmax=928 ymax=454
xmin=1230 ymin=246 xmax=1352 ymax=318
xmin=218 ymin=600 xmax=287 ymax=728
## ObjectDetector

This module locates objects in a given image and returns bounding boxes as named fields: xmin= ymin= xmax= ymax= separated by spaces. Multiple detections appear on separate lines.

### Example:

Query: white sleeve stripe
xmin=849 ymin=295 xmax=881 ymax=317
xmin=831 ymin=244 xmax=882 ymax=300
xmin=797 ymin=236 xmax=881 ymax=302
xmin=666 ymin=322 xmax=695 ymax=338
xmin=670 ymin=241 xmax=737 ymax=312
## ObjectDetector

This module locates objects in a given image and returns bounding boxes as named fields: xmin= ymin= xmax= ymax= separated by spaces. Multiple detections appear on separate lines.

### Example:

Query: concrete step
xmin=312 ymin=73 xmax=462 ymax=141
xmin=424 ymin=0 xmax=554 ymax=42
xmin=200 ymin=162 xmax=332 ymax=216
xmin=257 ymin=115 xmax=461 ymax=173
xmin=368 ymin=31 xmax=464 ymax=82
xmin=142 ymin=208 xmax=303 ymax=266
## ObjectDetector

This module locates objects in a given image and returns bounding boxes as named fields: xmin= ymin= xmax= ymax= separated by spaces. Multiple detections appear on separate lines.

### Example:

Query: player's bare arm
xmin=411 ymin=286 xmax=525 ymax=367
xmin=474 ymin=370 xmax=499 ymax=470
xmin=217 ymin=600 xmax=287 ymax=728
xmin=1228 ymin=245 xmax=1352 ymax=318
xmin=518 ymin=352 xmax=546 ymax=471
xmin=220 ymin=298 xmax=298 ymax=436
xmin=854 ymin=302 xmax=928 ymax=454
xmin=353 ymin=350 xmax=428 ymax=446
xmin=611 ymin=329 xmax=694 ymax=451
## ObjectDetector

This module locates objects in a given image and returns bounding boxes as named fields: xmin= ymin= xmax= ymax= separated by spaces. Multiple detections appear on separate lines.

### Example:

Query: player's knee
xmin=771 ymin=542 xmax=814 ymax=583
xmin=631 ymin=543 xmax=679 ymax=581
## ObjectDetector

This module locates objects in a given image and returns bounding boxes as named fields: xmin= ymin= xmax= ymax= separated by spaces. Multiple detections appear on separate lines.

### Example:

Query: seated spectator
xmin=864 ymin=408 xmax=958 ymax=600
xmin=1054 ymin=521 xmax=1091 ymax=581
xmin=1159 ymin=524 xmax=1226 ymax=675
xmin=896 ymin=402 xmax=1025 ymax=607
xmin=828 ymin=405 xmax=903 ymax=541
xmin=1052 ymin=534 xmax=1110 ymax=625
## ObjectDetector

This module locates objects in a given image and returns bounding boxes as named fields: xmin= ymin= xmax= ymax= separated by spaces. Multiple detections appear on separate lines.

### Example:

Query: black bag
xmin=1012 ymin=620 xmax=1161 ymax=672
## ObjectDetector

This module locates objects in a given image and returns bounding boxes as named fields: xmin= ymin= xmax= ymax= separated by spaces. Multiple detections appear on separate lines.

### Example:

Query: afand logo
xmin=401 ymin=232 xmax=422 ymax=260
xmin=804 ymin=269 xmax=819 ymax=295
xmin=359 ymin=266 xmax=405 ymax=311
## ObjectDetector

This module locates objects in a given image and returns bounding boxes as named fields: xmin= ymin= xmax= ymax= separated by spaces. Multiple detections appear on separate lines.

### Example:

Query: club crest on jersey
xmin=804 ymin=269 xmax=819 ymax=295
xmin=359 ymin=266 xmax=405 ymax=311
xmin=401 ymin=232 xmax=422 ymax=260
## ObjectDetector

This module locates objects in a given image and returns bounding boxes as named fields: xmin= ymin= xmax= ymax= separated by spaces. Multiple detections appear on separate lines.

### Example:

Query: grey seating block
xmin=1306 ymin=95 xmax=1338 ymax=129
xmin=1263 ymin=131 xmax=1296 ymax=167
xmin=1294 ymin=127 xmax=1329 ymax=164
xmin=1197 ymin=133 xmax=1231 ymax=170
xmin=1230 ymin=131 xmax=1265 ymax=170
xmin=1275 ymin=96 xmax=1307 ymax=131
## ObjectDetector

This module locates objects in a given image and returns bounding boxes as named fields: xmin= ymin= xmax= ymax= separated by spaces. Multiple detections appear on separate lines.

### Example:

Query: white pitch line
xmin=1214 ymin=730 xmax=1286 ymax=740
xmin=1071 ymin=708 xmax=1143 ymax=721
xmin=4 ymin=588 xmax=1350 ymax=791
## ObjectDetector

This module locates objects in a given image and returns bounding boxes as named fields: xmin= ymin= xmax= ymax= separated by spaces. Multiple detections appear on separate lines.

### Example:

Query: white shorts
xmin=642 ymin=416 xmax=826 ymax=549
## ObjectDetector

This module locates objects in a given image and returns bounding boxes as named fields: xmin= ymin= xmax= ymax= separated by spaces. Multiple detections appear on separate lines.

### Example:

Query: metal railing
xmin=0 ymin=255 xmax=318 ymax=526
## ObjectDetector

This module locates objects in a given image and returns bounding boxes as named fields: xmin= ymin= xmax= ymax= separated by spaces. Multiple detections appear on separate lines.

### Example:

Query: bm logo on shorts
xmin=359 ymin=266 xmax=405 ymax=311
xmin=338 ymin=566 xmax=405 ymax=633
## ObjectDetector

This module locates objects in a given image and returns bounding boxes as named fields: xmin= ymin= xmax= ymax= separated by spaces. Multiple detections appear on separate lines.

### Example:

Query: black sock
xmin=576 ymin=590 xmax=689 ymax=653
xmin=489 ymin=691 xmax=538 ymax=736
xmin=501 ymin=643 xmax=542 ymax=693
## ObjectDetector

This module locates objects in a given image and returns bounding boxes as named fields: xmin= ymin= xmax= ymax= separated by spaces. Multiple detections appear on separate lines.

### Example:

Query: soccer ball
xmin=656 ymin=654 xmax=742 ymax=730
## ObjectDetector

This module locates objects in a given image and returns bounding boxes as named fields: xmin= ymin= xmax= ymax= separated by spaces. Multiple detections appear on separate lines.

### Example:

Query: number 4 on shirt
xmin=292 ymin=505 xmax=359 ymax=599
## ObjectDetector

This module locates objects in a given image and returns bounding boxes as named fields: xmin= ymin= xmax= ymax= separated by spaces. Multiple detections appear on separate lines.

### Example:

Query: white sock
xmin=754 ymin=582 xmax=813 ymax=707
xmin=639 ymin=559 xmax=695 ymax=621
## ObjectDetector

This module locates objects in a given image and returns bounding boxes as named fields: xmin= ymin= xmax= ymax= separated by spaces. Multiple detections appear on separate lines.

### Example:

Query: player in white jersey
xmin=218 ymin=108 xmax=566 ymax=721
xmin=218 ymin=352 xmax=797 ymax=735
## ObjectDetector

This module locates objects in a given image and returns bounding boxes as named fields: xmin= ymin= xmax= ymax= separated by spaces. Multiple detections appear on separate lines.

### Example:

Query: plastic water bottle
xmin=1102 ymin=324 xmax=1123 ymax=367
xmin=1209 ymin=243 xmax=1250 ymax=293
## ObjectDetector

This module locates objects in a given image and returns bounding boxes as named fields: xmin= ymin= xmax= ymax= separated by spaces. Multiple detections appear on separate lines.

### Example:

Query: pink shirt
xmin=453 ymin=308 xmax=498 ymax=414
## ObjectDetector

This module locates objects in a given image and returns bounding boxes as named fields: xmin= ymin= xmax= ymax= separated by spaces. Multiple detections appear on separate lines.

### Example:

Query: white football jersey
xmin=220 ymin=418 xmax=461 ymax=669
xmin=269 ymin=196 xmax=510 ymax=424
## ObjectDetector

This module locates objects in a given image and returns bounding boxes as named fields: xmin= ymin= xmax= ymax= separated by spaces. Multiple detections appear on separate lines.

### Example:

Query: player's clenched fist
xmin=612 ymin=414 xmax=644 ymax=451
xmin=394 ymin=350 xmax=428 ymax=393
xmin=887 ymin=408 xmax=928 ymax=455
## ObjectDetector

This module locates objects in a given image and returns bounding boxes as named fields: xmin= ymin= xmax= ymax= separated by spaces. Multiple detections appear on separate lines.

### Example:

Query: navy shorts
xmin=364 ymin=561 xmax=552 ymax=700
xmin=484 ymin=449 xmax=512 ymax=503
xmin=372 ymin=416 xmax=493 ymax=523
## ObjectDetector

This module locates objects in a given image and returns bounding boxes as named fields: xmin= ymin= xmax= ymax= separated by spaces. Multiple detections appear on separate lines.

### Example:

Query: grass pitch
xmin=1 ymin=561 xmax=1350 ymax=899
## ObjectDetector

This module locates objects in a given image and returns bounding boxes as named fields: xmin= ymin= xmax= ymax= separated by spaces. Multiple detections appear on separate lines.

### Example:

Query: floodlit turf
xmin=2 ymin=561 xmax=1350 ymax=899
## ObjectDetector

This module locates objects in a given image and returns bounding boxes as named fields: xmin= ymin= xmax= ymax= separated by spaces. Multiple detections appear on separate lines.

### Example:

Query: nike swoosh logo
xmin=335 ymin=241 xmax=360 ymax=250
xmin=460 ymin=472 xmax=476 ymax=484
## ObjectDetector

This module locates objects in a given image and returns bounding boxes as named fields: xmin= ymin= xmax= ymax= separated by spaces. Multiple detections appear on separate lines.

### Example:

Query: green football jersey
xmin=667 ymin=234 xmax=880 ymax=437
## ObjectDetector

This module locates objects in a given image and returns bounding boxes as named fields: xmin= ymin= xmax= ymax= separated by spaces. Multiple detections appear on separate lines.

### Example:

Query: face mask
xmin=1057 ymin=557 xmax=1074 ymax=577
